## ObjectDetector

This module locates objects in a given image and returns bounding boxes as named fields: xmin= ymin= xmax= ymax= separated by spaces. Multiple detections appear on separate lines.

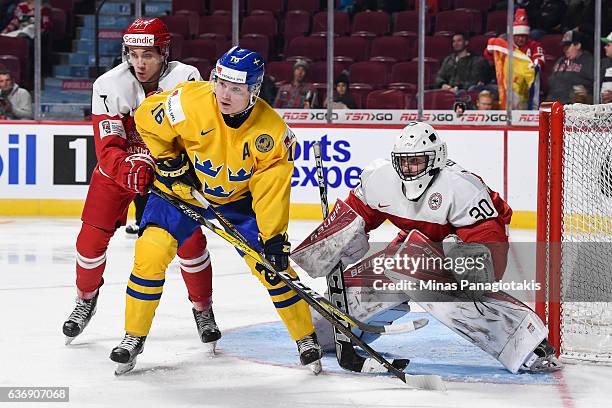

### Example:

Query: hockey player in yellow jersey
xmin=110 ymin=46 xmax=322 ymax=374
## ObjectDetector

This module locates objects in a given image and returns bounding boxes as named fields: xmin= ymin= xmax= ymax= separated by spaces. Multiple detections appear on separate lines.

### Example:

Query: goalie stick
xmin=312 ymin=142 xmax=414 ymax=376
xmin=149 ymin=185 xmax=444 ymax=390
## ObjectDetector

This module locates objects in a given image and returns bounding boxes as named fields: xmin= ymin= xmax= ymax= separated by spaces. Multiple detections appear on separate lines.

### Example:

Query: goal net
xmin=537 ymin=102 xmax=612 ymax=363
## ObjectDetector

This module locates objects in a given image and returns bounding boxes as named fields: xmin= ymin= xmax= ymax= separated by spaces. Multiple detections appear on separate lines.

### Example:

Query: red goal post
xmin=536 ymin=101 xmax=612 ymax=363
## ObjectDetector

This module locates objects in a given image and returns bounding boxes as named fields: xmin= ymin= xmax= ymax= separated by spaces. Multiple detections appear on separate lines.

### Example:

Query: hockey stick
xmin=313 ymin=142 xmax=414 ymax=375
xmin=187 ymin=188 xmax=417 ymax=335
xmin=149 ymin=185 xmax=444 ymax=389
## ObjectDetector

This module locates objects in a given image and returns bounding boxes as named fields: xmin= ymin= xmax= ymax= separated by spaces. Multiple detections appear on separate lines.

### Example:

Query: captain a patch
xmin=255 ymin=134 xmax=274 ymax=153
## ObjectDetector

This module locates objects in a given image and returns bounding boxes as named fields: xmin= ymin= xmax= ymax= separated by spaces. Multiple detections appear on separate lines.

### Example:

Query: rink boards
xmin=0 ymin=121 xmax=539 ymax=228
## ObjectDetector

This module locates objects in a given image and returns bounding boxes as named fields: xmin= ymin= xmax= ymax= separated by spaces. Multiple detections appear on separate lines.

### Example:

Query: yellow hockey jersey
xmin=134 ymin=81 xmax=296 ymax=241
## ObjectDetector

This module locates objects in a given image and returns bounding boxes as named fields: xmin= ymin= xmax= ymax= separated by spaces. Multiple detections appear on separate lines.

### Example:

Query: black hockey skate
xmin=521 ymin=339 xmax=563 ymax=372
xmin=110 ymin=334 xmax=146 ymax=375
xmin=297 ymin=332 xmax=323 ymax=374
xmin=62 ymin=292 xmax=99 ymax=345
xmin=125 ymin=223 xmax=139 ymax=238
xmin=192 ymin=307 xmax=222 ymax=354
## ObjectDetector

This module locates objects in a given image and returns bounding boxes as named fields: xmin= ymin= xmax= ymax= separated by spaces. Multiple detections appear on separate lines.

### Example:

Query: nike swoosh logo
xmin=378 ymin=203 xmax=390 ymax=208
xmin=201 ymin=128 xmax=215 ymax=136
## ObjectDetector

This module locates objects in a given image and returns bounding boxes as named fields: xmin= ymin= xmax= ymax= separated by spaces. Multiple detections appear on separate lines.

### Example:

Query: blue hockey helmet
xmin=211 ymin=46 xmax=265 ymax=110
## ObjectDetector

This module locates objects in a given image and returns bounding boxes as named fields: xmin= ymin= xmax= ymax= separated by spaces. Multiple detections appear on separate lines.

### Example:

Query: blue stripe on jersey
xmin=273 ymin=294 xmax=301 ymax=309
xmin=126 ymin=287 xmax=162 ymax=301
xmin=129 ymin=274 xmax=165 ymax=287
xmin=268 ymin=285 xmax=292 ymax=296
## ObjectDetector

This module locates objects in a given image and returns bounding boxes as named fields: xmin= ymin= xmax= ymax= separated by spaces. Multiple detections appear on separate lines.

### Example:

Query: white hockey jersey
xmin=91 ymin=61 xmax=201 ymax=118
xmin=90 ymin=61 xmax=201 ymax=180
xmin=346 ymin=158 xmax=512 ymax=278
xmin=349 ymin=159 xmax=511 ymax=237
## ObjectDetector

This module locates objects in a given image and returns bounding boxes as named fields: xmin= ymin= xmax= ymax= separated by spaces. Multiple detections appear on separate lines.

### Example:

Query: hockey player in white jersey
xmin=62 ymin=18 xmax=220 ymax=352
xmin=292 ymin=122 xmax=561 ymax=373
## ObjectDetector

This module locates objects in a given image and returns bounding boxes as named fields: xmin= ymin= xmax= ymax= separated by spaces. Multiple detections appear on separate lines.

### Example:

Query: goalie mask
xmin=391 ymin=122 xmax=447 ymax=200
xmin=210 ymin=46 xmax=265 ymax=114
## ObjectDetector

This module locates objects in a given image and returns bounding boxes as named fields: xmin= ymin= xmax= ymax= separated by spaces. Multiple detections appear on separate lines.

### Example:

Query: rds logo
xmin=0 ymin=134 xmax=36 ymax=185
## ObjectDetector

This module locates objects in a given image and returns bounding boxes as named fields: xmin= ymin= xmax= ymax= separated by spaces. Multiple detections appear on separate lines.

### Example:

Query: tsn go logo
xmin=291 ymin=135 xmax=362 ymax=188
xmin=0 ymin=134 xmax=36 ymax=185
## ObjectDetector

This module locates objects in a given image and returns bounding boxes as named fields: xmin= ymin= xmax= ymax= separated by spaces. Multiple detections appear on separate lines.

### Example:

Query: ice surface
xmin=0 ymin=218 xmax=610 ymax=407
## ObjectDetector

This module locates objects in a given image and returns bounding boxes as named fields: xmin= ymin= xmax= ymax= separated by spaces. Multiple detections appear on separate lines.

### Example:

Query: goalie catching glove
xmin=156 ymin=152 xmax=202 ymax=200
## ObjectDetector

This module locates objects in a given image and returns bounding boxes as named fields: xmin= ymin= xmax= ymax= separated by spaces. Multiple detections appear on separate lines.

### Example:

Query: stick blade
xmin=381 ymin=318 xmax=429 ymax=335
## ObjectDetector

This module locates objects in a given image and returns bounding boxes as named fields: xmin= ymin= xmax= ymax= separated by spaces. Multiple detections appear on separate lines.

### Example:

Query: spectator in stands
xmin=475 ymin=90 xmax=496 ymax=110
xmin=601 ymin=32 xmax=612 ymax=104
xmin=523 ymin=0 xmax=567 ymax=37
xmin=484 ymin=9 xmax=546 ymax=70
xmin=512 ymin=9 xmax=546 ymax=69
xmin=273 ymin=59 xmax=318 ymax=109
xmin=436 ymin=33 xmax=488 ymax=94
xmin=1 ymin=0 xmax=51 ymax=39
xmin=259 ymin=74 xmax=278 ymax=106
xmin=0 ymin=0 xmax=17 ymax=32
xmin=546 ymin=30 xmax=594 ymax=104
xmin=453 ymin=101 xmax=466 ymax=118
xmin=0 ymin=69 xmax=32 ymax=119
xmin=324 ymin=74 xmax=356 ymax=109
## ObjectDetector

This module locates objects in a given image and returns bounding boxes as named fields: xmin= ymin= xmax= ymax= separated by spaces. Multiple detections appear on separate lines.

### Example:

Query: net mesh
xmin=560 ymin=103 xmax=612 ymax=362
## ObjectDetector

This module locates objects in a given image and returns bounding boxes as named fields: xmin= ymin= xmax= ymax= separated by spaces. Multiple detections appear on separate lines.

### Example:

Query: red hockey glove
xmin=120 ymin=153 xmax=155 ymax=194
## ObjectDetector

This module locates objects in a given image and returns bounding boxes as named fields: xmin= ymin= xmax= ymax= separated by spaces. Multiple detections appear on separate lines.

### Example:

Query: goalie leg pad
xmin=385 ymin=230 xmax=548 ymax=373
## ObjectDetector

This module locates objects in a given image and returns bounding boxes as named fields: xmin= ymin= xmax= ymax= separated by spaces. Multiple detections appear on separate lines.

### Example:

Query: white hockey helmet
xmin=391 ymin=122 xmax=447 ymax=200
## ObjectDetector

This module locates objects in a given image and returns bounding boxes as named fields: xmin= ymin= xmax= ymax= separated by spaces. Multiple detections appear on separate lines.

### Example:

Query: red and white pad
xmin=291 ymin=199 xmax=369 ymax=278
xmin=385 ymin=230 xmax=548 ymax=373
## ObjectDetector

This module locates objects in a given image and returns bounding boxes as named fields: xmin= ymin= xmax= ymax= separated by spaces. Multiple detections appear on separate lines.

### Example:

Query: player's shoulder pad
xmin=166 ymin=60 xmax=203 ymax=81
xmin=93 ymin=62 xmax=132 ymax=94
xmin=92 ymin=62 xmax=135 ymax=115
xmin=252 ymin=101 xmax=292 ymax=154
xmin=440 ymin=161 xmax=488 ymax=196
xmin=353 ymin=159 xmax=395 ymax=203
xmin=162 ymin=81 xmax=211 ymax=126
xmin=436 ymin=162 xmax=498 ymax=225
xmin=134 ymin=87 xmax=169 ymax=126
xmin=162 ymin=80 xmax=197 ymax=125
xmin=360 ymin=158 xmax=391 ymax=186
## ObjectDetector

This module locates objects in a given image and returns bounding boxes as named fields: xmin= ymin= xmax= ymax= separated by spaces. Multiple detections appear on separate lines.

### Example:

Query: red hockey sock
xmin=177 ymin=229 xmax=213 ymax=305
xmin=75 ymin=223 xmax=113 ymax=297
